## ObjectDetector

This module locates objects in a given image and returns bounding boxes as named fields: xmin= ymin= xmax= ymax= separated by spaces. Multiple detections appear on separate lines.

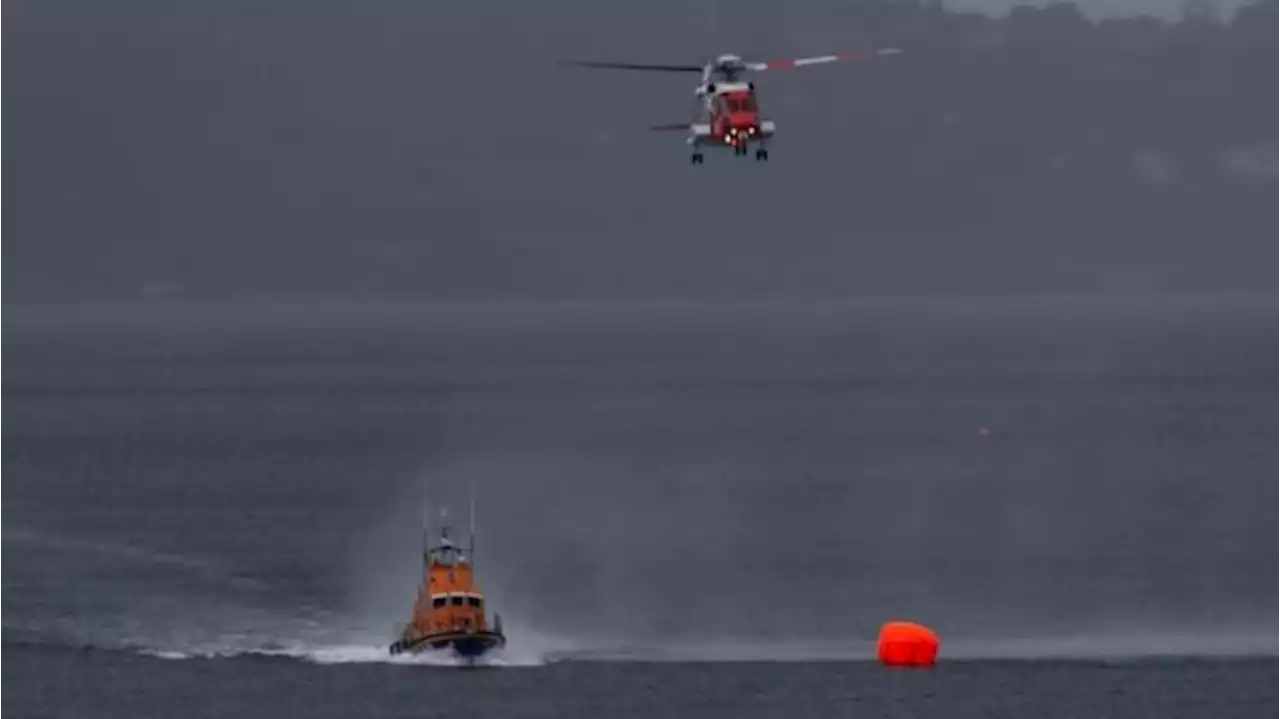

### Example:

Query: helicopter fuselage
xmin=687 ymin=81 xmax=774 ymax=163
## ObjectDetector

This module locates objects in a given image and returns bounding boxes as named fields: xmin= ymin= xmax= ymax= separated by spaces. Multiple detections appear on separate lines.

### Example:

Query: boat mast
xmin=468 ymin=482 xmax=477 ymax=563
xmin=422 ymin=483 xmax=431 ymax=566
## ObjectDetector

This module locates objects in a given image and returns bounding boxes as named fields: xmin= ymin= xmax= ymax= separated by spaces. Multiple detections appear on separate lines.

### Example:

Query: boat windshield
xmin=431 ymin=545 xmax=466 ymax=566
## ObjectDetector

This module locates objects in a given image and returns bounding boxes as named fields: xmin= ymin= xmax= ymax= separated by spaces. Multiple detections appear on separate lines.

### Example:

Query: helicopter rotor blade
xmin=743 ymin=47 xmax=902 ymax=71
xmin=650 ymin=122 xmax=693 ymax=131
xmin=562 ymin=60 xmax=706 ymax=73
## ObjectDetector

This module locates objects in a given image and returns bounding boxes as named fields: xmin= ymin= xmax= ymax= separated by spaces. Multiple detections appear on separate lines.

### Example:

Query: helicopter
xmin=565 ymin=49 xmax=901 ymax=164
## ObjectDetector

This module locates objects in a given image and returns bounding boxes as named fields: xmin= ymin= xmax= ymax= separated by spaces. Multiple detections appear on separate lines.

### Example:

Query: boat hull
xmin=389 ymin=630 xmax=506 ymax=660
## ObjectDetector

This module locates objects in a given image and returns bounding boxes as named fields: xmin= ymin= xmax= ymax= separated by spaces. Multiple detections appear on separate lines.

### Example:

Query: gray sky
xmin=946 ymin=0 xmax=1249 ymax=18
xmin=4 ymin=0 xmax=1274 ymax=303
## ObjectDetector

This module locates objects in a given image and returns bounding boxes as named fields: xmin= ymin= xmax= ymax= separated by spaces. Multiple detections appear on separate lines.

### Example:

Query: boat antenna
xmin=468 ymin=482 xmax=477 ymax=561
xmin=422 ymin=482 xmax=432 ymax=563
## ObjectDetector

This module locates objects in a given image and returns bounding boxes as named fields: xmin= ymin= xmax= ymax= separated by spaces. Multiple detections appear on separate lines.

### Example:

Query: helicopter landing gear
xmin=755 ymin=147 xmax=769 ymax=161
xmin=690 ymin=152 xmax=704 ymax=165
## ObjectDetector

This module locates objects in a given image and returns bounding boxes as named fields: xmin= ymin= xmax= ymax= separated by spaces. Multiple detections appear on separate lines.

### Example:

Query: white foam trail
xmin=289 ymin=643 xmax=544 ymax=667
xmin=138 ymin=639 xmax=548 ymax=667
xmin=113 ymin=607 xmax=568 ymax=667
xmin=142 ymin=650 xmax=192 ymax=660
xmin=280 ymin=644 xmax=467 ymax=666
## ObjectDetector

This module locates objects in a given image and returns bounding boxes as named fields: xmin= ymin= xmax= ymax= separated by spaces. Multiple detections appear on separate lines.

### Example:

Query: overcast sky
xmin=946 ymin=0 xmax=1249 ymax=18
xmin=4 ymin=0 xmax=1273 ymax=303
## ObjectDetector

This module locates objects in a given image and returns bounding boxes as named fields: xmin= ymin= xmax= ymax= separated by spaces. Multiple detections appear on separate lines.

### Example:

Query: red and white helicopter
xmin=566 ymin=49 xmax=901 ymax=164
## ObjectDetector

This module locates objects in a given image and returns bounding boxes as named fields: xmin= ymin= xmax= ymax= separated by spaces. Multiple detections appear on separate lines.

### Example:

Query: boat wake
xmin=138 ymin=642 xmax=548 ymax=667
xmin=123 ymin=612 xmax=567 ymax=667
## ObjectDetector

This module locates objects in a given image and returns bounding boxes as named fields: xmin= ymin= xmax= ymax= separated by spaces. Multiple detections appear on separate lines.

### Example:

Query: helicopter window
xmin=468 ymin=597 xmax=482 ymax=608
xmin=742 ymin=96 xmax=758 ymax=112
xmin=432 ymin=597 xmax=447 ymax=608
xmin=451 ymin=596 xmax=464 ymax=606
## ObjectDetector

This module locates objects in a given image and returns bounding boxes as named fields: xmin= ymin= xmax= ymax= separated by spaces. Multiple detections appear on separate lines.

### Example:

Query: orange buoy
xmin=877 ymin=621 xmax=939 ymax=667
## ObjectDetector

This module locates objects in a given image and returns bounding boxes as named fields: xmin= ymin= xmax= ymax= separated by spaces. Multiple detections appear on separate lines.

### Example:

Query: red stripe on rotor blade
xmin=762 ymin=50 xmax=883 ymax=69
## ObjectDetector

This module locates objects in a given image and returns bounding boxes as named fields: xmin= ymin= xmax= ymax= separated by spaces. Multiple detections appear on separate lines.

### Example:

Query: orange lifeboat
xmin=389 ymin=497 xmax=505 ymax=663
xmin=876 ymin=621 xmax=939 ymax=667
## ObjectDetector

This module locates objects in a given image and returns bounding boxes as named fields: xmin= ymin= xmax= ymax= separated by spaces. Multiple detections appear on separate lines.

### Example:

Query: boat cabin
xmin=405 ymin=527 xmax=494 ymax=636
